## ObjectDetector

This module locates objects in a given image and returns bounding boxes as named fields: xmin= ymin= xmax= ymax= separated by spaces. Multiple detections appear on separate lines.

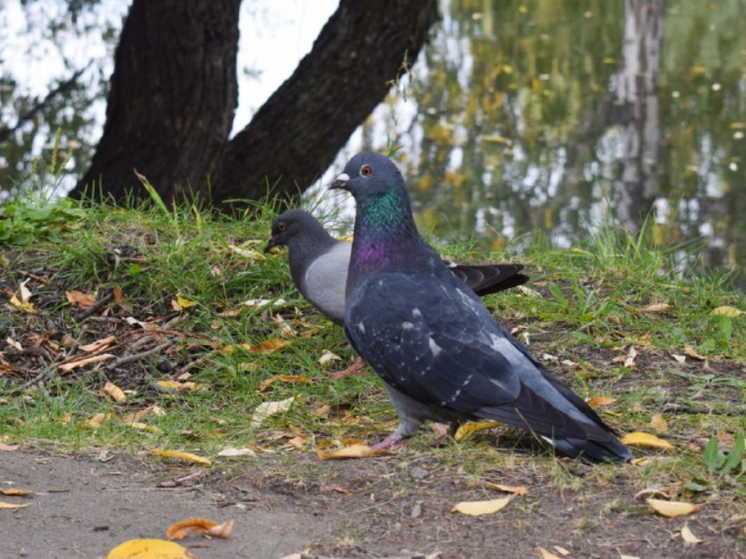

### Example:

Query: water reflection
xmin=320 ymin=0 xmax=745 ymax=288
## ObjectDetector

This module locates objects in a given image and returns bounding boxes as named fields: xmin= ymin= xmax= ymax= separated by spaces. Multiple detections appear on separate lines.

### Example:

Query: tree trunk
xmin=72 ymin=0 xmax=440 ymax=208
xmin=72 ymin=0 xmax=240 ymax=203
xmin=613 ymin=0 xmax=664 ymax=233
xmin=215 ymin=0 xmax=440 ymax=208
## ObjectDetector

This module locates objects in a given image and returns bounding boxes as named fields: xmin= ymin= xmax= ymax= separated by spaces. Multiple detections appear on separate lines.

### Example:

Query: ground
xmin=1 ymin=209 xmax=745 ymax=558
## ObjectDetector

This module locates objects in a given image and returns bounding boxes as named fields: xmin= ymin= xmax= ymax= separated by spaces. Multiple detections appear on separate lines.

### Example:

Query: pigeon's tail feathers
xmin=548 ymin=434 xmax=633 ymax=464
xmin=449 ymin=263 xmax=529 ymax=296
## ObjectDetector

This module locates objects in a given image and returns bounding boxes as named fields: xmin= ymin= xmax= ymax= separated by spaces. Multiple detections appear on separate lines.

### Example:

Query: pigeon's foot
xmin=329 ymin=358 xmax=366 ymax=380
xmin=371 ymin=433 xmax=406 ymax=450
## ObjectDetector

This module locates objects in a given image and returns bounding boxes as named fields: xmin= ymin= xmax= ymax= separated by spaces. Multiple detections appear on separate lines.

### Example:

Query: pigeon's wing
xmin=447 ymin=263 xmax=529 ymax=296
xmin=345 ymin=270 xmax=613 ymax=442
xmin=300 ymin=241 xmax=351 ymax=324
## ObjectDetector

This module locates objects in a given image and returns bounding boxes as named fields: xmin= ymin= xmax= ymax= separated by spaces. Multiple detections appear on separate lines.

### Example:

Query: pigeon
xmin=264 ymin=209 xmax=529 ymax=325
xmin=330 ymin=152 xmax=631 ymax=463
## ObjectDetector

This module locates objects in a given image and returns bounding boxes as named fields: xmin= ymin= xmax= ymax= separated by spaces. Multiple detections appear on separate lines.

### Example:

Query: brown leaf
xmin=640 ymin=302 xmax=673 ymax=314
xmin=58 ymin=353 xmax=116 ymax=372
xmin=79 ymin=335 xmax=117 ymax=353
xmin=258 ymin=375 xmax=311 ymax=392
xmin=0 ymin=443 xmax=20 ymax=451
xmin=484 ymin=482 xmax=528 ymax=496
xmin=166 ymin=517 xmax=232 ymax=540
xmin=0 ymin=488 xmax=33 ymax=496
xmin=243 ymin=338 xmax=292 ymax=354
xmin=65 ymin=290 xmax=97 ymax=309
xmin=684 ymin=346 xmax=706 ymax=361
xmin=316 ymin=444 xmax=391 ymax=460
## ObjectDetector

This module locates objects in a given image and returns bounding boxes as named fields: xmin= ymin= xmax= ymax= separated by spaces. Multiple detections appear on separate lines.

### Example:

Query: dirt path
xmin=2 ymin=447 xmax=744 ymax=559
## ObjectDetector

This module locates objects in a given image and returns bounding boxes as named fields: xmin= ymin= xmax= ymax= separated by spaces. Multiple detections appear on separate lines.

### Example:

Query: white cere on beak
xmin=336 ymin=172 xmax=350 ymax=182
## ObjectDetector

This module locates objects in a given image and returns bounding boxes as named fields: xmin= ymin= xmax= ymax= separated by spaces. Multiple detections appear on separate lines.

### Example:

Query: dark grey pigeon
xmin=330 ymin=152 xmax=631 ymax=464
xmin=264 ymin=209 xmax=529 ymax=325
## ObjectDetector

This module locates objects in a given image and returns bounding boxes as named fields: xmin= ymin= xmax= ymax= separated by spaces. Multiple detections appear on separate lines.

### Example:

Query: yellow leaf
xmin=452 ymin=496 xmax=512 ymax=516
xmin=681 ymin=524 xmax=703 ymax=544
xmin=484 ymin=482 xmax=527 ymax=496
xmin=316 ymin=444 xmax=391 ymax=460
xmin=107 ymin=538 xmax=194 ymax=559
xmin=103 ymin=381 xmax=127 ymax=403
xmin=172 ymin=295 xmax=198 ymax=312
xmin=126 ymin=422 xmax=162 ymax=435
xmin=228 ymin=244 xmax=265 ymax=260
xmin=243 ymin=338 xmax=292 ymax=354
xmin=640 ymin=303 xmax=672 ymax=314
xmin=87 ymin=412 xmax=111 ymax=428
xmin=538 ymin=547 xmax=562 ymax=559
xmin=647 ymin=498 xmax=702 ymax=518
xmin=149 ymin=449 xmax=212 ymax=466
xmin=454 ymin=420 xmax=501 ymax=441
xmin=586 ymin=396 xmax=617 ymax=408
xmin=0 ymin=487 xmax=33 ymax=496
xmin=0 ymin=500 xmax=30 ymax=509
xmin=9 ymin=293 xmax=35 ymax=313
xmin=649 ymin=414 xmax=668 ymax=433
xmin=711 ymin=306 xmax=744 ymax=317
xmin=250 ymin=396 xmax=296 ymax=427
xmin=155 ymin=380 xmax=209 ymax=394
xmin=621 ymin=431 xmax=674 ymax=450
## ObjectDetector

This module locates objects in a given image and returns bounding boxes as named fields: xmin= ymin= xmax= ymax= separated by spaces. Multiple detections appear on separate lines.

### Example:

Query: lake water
xmin=317 ymin=0 xmax=746 ymax=290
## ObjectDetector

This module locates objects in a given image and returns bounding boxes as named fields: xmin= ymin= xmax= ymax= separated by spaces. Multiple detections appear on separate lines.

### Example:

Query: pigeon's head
xmin=264 ymin=209 xmax=317 ymax=252
xmin=330 ymin=152 xmax=406 ymax=201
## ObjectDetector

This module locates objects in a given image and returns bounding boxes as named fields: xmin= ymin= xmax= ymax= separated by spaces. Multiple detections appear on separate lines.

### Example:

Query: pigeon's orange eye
xmin=360 ymin=165 xmax=373 ymax=177
xmin=277 ymin=222 xmax=287 ymax=232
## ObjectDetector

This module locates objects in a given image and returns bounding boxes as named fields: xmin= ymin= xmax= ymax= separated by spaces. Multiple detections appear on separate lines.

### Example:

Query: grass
xmin=1 ymin=179 xmax=746 ymax=523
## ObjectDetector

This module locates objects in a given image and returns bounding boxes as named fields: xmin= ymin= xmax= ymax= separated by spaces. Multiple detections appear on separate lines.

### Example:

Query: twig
xmin=74 ymin=290 xmax=115 ymax=321
xmin=104 ymin=341 xmax=173 ymax=370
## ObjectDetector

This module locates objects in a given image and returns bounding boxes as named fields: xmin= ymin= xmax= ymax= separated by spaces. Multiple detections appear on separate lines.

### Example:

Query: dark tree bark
xmin=73 ymin=0 xmax=241 ymax=202
xmin=72 ymin=0 xmax=440 ymax=208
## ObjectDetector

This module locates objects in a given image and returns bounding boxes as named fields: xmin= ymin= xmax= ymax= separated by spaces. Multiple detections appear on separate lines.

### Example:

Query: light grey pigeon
xmin=264 ymin=209 xmax=529 ymax=325
xmin=330 ymin=151 xmax=631 ymax=463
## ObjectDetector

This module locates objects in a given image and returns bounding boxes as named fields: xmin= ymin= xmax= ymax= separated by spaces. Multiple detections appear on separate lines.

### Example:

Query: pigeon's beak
xmin=330 ymin=172 xmax=350 ymax=191
xmin=263 ymin=236 xmax=278 ymax=253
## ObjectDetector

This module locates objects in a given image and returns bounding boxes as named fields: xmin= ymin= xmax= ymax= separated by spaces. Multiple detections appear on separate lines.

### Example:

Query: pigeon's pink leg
xmin=329 ymin=358 xmax=366 ymax=380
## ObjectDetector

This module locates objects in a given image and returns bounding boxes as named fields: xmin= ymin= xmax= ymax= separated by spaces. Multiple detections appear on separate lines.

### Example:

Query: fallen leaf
xmin=228 ymin=244 xmax=266 ymax=260
xmin=287 ymin=435 xmax=307 ymax=450
xmin=107 ymin=539 xmax=194 ymax=559
xmin=9 ymin=293 xmax=35 ymax=313
xmin=621 ymin=431 xmax=674 ymax=450
xmin=149 ymin=449 xmax=212 ymax=466
xmin=711 ymin=306 xmax=744 ymax=317
xmin=155 ymin=380 xmax=210 ymax=393
xmin=452 ymin=496 xmax=512 ymax=516
xmin=612 ymin=346 xmax=637 ymax=368
xmin=125 ymin=422 xmax=162 ymax=434
xmin=318 ymin=350 xmax=342 ymax=367
xmin=0 ymin=443 xmax=20 ymax=451
xmin=0 ymin=488 xmax=33 ymax=496
xmin=79 ymin=335 xmax=117 ymax=353
xmin=684 ymin=346 xmax=706 ymax=361
xmin=103 ymin=381 xmax=127 ymax=403
xmin=250 ymin=396 xmax=297 ymax=427
xmin=258 ymin=375 xmax=311 ymax=392
xmin=641 ymin=302 xmax=672 ymax=314
xmin=454 ymin=420 xmax=501 ymax=441
xmin=19 ymin=279 xmax=32 ymax=303
xmin=58 ymin=353 xmax=116 ymax=372
xmin=672 ymin=354 xmax=686 ymax=363
xmin=5 ymin=337 xmax=22 ymax=351
xmin=647 ymin=498 xmax=702 ymax=518
xmin=649 ymin=414 xmax=668 ymax=432
xmin=217 ymin=447 xmax=257 ymax=458
xmin=316 ymin=444 xmax=391 ymax=460
xmin=552 ymin=546 xmax=570 ymax=556
xmin=538 ymin=547 xmax=562 ymax=559
xmin=87 ymin=412 xmax=111 ymax=428
xmin=243 ymin=338 xmax=292 ymax=354
xmin=681 ymin=524 xmax=703 ymax=544
xmin=586 ymin=396 xmax=617 ymax=407
xmin=171 ymin=294 xmax=198 ymax=312
xmin=484 ymin=482 xmax=528 ymax=496
xmin=517 ymin=285 xmax=542 ymax=298
xmin=166 ymin=517 xmax=233 ymax=540
xmin=241 ymin=298 xmax=286 ymax=309
xmin=0 ymin=500 xmax=30 ymax=509
xmin=65 ymin=290 xmax=96 ymax=309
